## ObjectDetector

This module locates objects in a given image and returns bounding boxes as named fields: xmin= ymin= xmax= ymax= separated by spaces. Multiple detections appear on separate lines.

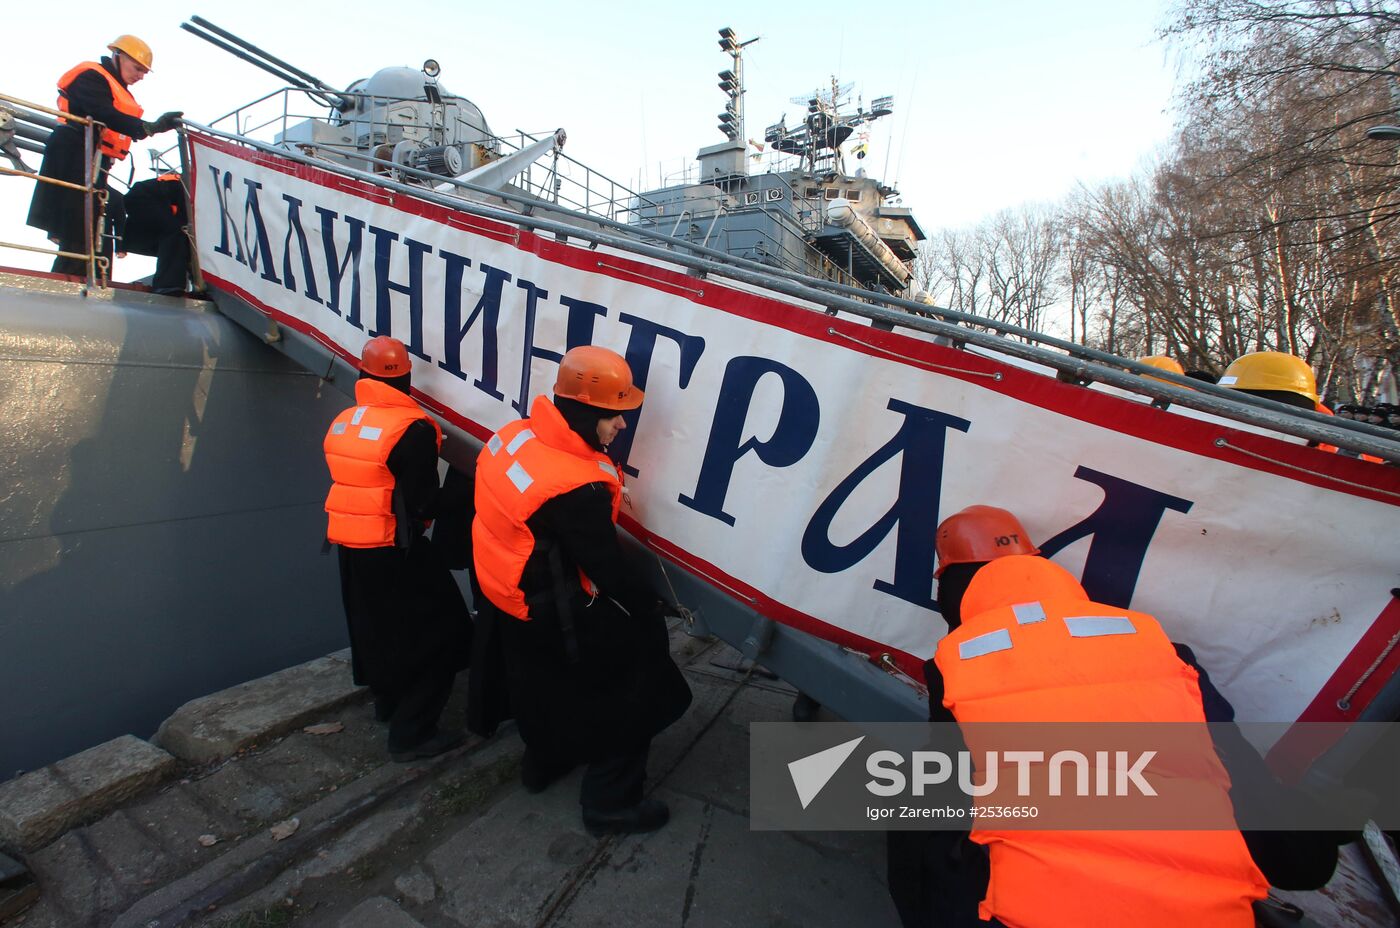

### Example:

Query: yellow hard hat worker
xmin=1138 ymin=355 xmax=1184 ymax=377
xmin=1137 ymin=355 xmax=1186 ymax=387
xmin=108 ymin=35 xmax=154 ymax=71
xmin=1219 ymin=351 xmax=1319 ymax=407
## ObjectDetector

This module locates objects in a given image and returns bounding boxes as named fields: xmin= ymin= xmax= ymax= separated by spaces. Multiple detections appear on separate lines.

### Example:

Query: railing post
xmin=177 ymin=127 xmax=205 ymax=293
xmin=81 ymin=120 xmax=96 ymax=288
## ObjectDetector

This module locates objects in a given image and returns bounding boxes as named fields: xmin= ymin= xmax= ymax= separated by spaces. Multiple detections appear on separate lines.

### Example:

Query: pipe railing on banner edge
xmin=177 ymin=120 xmax=1400 ymax=465
xmin=0 ymin=92 xmax=108 ymax=287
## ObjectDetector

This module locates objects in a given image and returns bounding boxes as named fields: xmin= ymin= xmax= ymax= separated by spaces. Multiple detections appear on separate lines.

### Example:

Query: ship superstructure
xmin=627 ymin=29 xmax=927 ymax=298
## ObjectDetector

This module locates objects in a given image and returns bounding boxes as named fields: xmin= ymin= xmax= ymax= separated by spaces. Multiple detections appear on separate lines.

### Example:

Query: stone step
xmin=0 ymin=735 xmax=177 ymax=852
xmin=153 ymin=650 xmax=362 ymax=765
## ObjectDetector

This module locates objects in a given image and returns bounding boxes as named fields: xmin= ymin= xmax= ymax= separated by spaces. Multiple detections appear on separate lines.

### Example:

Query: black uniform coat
xmin=473 ymin=477 xmax=692 ymax=764
xmin=113 ymin=175 xmax=191 ymax=292
xmin=117 ymin=175 xmax=185 ymax=254
xmin=27 ymin=58 xmax=149 ymax=248
xmin=337 ymin=419 xmax=472 ymax=694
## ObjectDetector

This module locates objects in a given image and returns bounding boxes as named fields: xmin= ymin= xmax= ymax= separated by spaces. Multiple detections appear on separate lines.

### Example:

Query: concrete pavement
xmin=4 ymin=624 xmax=899 ymax=928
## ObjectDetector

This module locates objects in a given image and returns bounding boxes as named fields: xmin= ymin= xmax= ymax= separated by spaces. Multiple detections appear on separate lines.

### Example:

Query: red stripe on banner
xmin=1266 ymin=594 xmax=1400 ymax=781
xmin=189 ymin=133 xmax=1400 ymax=695
xmin=625 ymin=526 xmax=922 ymax=677
xmin=187 ymin=133 xmax=1400 ymax=507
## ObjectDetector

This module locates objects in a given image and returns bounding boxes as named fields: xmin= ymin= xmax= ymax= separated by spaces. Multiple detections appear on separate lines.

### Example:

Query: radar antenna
xmin=767 ymin=75 xmax=894 ymax=173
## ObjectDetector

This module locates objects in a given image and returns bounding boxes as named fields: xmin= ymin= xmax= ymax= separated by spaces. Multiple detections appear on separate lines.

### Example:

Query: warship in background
xmin=628 ymin=28 xmax=927 ymax=301
xmin=172 ymin=21 xmax=928 ymax=300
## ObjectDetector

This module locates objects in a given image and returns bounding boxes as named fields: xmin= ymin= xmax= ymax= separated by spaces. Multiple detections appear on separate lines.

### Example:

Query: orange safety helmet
xmin=553 ymin=345 xmax=644 ymax=410
xmin=934 ymin=505 xmax=1040 ymax=577
xmin=108 ymin=35 xmax=154 ymax=71
xmin=359 ymin=336 xmax=411 ymax=378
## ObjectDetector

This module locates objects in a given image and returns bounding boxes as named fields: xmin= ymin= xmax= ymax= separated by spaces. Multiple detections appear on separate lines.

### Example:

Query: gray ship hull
xmin=0 ymin=270 xmax=352 ymax=777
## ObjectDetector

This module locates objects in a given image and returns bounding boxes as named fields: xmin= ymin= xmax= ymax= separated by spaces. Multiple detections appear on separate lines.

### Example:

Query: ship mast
xmin=716 ymin=27 xmax=759 ymax=148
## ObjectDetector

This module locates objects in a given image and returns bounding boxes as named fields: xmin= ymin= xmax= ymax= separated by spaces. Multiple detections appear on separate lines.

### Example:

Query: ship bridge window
xmin=824 ymin=189 xmax=842 ymax=200
xmin=805 ymin=187 xmax=821 ymax=198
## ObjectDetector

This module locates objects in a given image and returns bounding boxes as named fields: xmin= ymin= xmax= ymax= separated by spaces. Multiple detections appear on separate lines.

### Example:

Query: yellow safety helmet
xmin=1219 ymin=351 xmax=1318 ymax=402
xmin=108 ymin=35 xmax=154 ymax=71
xmin=1138 ymin=355 xmax=1184 ymax=377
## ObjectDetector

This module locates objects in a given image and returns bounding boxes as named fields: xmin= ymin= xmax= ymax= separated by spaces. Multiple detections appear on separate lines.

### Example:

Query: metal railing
xmin=0 ymin=92 xmax=108 ymax=286
xmin=177 ymin=117 xmax=1400 ymax=462
xmin=166 ymin=86 xmax=660 ymax=225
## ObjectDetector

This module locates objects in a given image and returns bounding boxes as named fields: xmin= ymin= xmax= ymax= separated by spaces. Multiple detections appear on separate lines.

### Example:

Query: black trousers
xmin=50 ymin=226 xmax=111 ymax=278
xmin=380 ymin=655 xmax=458 ymax=752
xmin=148 ymin=232 xmax=191 ymax=294
xmin=580 ymin=743 xmax=650 ymax=812
xmin=123 ymin=207 xmax=192 ymax=293
xmin=887 ymin=830 xmax=1002 ymax=928
xmin=337 ymin=540 xmax=472 ymax=754
xmin=51 ymin=252 xmax=90 ymax=277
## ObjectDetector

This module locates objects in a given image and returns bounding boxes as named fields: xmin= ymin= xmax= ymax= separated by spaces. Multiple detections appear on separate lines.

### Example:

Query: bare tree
xmin=911 ymin=1 xmax=1400 ymax=403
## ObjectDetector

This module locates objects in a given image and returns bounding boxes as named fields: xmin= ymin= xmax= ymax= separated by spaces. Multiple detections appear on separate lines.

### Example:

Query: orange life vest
xmin=472 ymin=395 xmax=624 ymax=619
xmin=1312 ymin=403 xmax=1384 ymax=462
xmin=934 ymin=556 xmax=1268 ymax=928
xmin=323 ymin=378 xmax=441 ymax=549
xmin=57 ymin=62 xmax=144 ymax=160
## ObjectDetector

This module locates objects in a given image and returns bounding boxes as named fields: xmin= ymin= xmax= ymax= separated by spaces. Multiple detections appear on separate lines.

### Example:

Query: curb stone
xmin=0 ymin=736 xmax=176 ymax=852
xmin=153 ymin=650 xmax=362 ymax=765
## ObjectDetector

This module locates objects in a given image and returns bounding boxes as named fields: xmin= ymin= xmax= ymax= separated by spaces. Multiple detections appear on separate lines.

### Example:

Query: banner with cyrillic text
xmin=188 ymin=133 xmax=1400 ymax=761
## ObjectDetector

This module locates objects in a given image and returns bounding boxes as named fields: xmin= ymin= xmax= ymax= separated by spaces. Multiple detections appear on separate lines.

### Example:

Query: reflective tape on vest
xmin=331 ymin=422 xmax=347 ymax=435
xmin=506 ymin=461 xmax=534 ymax=493
xmin=1012 ymin=602 xmax=1046 ymax=625
xmin=506 ymin=429 xmax=535 ymax=455
xmin=598 ymin=461 xmax=619 ymax=480
xmin=487 ymin=434 xmax=503 ymax=455
xmin=351 ymin=406 xmax=367 ymax=425
xmin=1064 ymin=616 xmax=1137 ymax=638
xmin=959 ymin=628 xmax=1013 ymax=660
xmin=358 ymin=426 xmax=382 ymax=441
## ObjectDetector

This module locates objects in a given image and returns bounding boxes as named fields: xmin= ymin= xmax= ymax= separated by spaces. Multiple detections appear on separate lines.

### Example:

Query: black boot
xmin=389 ymin=729 xmax=466 ymax=763
xmin=521 ymin=748 xmax=576 ymax=794
xmin=582 ymin=798 xmax=669 ymax=837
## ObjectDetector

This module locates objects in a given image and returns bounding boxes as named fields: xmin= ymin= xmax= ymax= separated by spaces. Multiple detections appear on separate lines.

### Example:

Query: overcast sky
xmin=1 ymin=0 xmax=1178 ymax=278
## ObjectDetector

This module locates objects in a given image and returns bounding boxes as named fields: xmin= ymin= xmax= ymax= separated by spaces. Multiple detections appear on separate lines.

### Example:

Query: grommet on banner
xmin=1335 ymin=630 xmax=1400 ymax=713
xmin=1213 ymin=438 xmax=1400 ymax=500
xmin=827 ymin=328 xmax=1003 ymax=381
xmin=879 ymin=653 xmax=929 ymax=698
xmin=596 ymin=259 xmax=705 ymax=297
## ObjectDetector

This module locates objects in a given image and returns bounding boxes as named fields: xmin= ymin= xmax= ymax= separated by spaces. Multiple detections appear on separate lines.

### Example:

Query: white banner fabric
xmin=188 ymin=134 xmax=1400 ymax=756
